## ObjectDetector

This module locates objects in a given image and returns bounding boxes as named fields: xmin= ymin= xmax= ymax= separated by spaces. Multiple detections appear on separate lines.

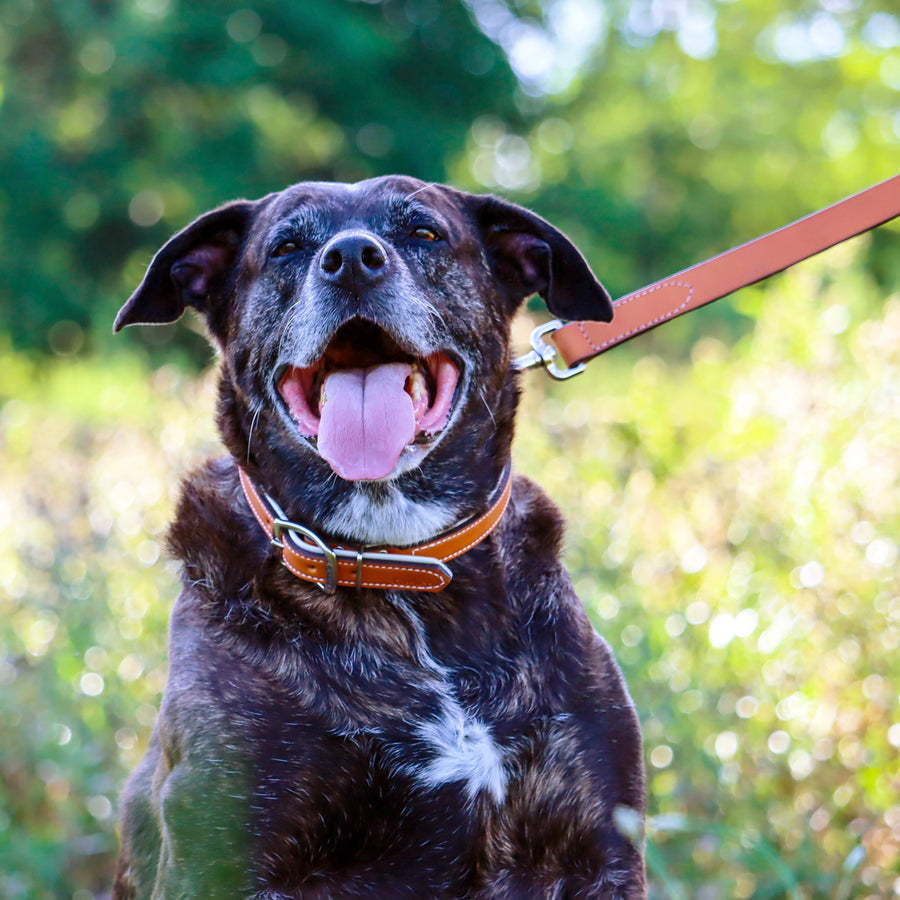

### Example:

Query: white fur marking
xmin=416 ymin=702 xmax=507 ymax=803
xmin=322 ymin=487 xmax=458 ymax=546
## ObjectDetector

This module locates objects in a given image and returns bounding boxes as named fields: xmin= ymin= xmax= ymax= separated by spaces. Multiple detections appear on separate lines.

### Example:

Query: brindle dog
xmin=112 ymin=176 xmax=645 ymax=899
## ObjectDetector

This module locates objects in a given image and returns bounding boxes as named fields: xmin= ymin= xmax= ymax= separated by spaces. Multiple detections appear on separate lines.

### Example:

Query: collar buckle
xmin=271 ymin=517 xmax=339 ymax=594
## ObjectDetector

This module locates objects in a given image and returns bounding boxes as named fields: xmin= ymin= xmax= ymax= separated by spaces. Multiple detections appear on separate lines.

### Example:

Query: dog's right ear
xmin=113 ymin=200 xmax=255 ymax=334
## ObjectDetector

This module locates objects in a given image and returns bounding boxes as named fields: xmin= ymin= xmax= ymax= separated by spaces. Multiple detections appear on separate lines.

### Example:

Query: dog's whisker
xmin=407 ymin=293 xmax=445 ymax=328
xmin=246 ymin=402 xmax=263 ymax=463
xmin=478 ymin=386 xmax=497 ymax=428
xmin=405 ymin=182 xmax=437 ymax=200
xmin=277 ymin=302 xmax=302 ymax=358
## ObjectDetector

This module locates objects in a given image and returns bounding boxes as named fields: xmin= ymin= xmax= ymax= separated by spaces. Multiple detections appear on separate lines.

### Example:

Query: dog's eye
xmin=411 ymin=226 xmax=441 ymax=242
xmin=272 ymin=240 xmax=302 ymax=257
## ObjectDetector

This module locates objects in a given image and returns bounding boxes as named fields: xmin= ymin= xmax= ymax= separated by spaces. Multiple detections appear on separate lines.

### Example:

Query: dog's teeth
xmin=310 ymin=369 xmax=327 ymax=416
xmin=406 ymin=363 xmax=429 ymax=407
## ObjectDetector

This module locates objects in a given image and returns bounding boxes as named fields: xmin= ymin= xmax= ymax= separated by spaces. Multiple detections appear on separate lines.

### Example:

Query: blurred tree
xmin=456 ymin=0 xmax=900 ymax=346
xmin=4 ymin=0 xmax=899 ymax=358
xmin=0 ymin=0 xmax=518 ymax=357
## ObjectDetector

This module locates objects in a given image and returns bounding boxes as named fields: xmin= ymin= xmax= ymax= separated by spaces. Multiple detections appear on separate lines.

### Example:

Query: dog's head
xmin=116 ymin=176 xmax=610 ymax=544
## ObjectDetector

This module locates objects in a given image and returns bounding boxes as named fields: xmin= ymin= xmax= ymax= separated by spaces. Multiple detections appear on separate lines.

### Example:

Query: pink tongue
xmin=317 ymin=363 xmax=414 ymax=481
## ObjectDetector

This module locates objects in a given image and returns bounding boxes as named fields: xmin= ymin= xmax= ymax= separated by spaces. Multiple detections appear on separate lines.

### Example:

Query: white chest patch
xmin=322 ymin=486 xmax=458 ymax=546
xmin=415 ymin=701 xmax=507 ymax=804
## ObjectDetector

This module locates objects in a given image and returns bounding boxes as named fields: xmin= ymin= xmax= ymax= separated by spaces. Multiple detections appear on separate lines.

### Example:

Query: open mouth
xmin=277 ymin=320 xmax=460 ymax=481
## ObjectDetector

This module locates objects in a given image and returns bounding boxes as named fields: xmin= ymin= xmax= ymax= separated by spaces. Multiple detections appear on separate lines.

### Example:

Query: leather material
xmin=238 ymin=466 xmax=512 ymax=592
xmin=553 ymin=173 xmax=900 ymax=367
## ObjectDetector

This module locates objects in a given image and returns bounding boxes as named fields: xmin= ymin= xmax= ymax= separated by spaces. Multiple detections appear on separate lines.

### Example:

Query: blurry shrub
xmin=515 ymin=238 xmax=899 ymax=898
xmin=0 ymin=357 xmax=218 ymax=897
xmin=1 ymin=239 xmax=898 ymax=896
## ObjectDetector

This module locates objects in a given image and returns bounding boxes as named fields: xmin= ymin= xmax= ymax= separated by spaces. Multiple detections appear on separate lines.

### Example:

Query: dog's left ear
xmin=113 ymin=200 xmax=255 ymax=333
xmin=471 ymin=195 xmax=613 ymax=322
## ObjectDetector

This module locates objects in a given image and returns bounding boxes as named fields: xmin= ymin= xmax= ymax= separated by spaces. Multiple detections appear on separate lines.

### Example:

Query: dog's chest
xmin=254 ymin=640 xmax=510 ymax=806
xmin=242 ymin=636 xmax=515 ymax=889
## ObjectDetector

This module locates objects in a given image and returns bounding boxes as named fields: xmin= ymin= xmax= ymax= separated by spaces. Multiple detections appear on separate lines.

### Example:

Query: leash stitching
xmin=577 ymin=281 xmax=695 ymax=353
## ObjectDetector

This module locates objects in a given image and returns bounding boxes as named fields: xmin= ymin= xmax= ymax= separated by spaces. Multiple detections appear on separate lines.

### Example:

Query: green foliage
xmin=571 ymin=5 xmax=900 ymax=252
xmin=453 ymin=0 xmax=900 ymax=342
xmin=0 ymin=0 xmax=517 ymax=356
xmin=5 ymin=0 xmax=900 ymax=356
xmin=0 ymin=353 xmax=219 ymax=897
xmin=2 ymin=243 xmax=899 ymax=897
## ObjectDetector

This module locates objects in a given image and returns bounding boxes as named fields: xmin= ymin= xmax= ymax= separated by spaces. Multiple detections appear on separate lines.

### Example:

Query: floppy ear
xmin=113 ymin=200 xmax=255 ymax=333
xmin=471 ymin=195 xmax=613 ymax=322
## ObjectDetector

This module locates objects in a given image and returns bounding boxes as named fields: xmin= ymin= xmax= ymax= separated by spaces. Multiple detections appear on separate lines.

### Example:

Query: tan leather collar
xmin=238 ymin=466 xmax=512 ymax=593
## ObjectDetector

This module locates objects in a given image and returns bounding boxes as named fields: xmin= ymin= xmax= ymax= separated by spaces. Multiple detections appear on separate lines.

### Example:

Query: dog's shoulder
xmin=495 ymin=472 xmax=578 ymax=614
xmin=165 ymin=455 xmax=264 ymax=601
xmin=501 ymin=472 xmax=567 ymax=561
xmin=495 ymin=474 xmax=634 ymax=692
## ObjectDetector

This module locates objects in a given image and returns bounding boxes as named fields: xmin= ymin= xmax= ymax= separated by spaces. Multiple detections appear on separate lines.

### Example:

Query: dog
xmin=111 ymin=176 xmax=645 ymax=899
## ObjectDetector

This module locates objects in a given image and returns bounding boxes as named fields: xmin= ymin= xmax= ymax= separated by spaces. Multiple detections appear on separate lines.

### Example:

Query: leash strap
xmin=518 ymin=173 xmax=900 ymax=376
xmin=238 ymin=466 xmax=512 ymax=593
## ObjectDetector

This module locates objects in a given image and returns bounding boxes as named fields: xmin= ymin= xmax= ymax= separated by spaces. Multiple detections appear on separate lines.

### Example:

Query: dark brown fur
xmin=112 ymin=176 xmax=645 ymax=899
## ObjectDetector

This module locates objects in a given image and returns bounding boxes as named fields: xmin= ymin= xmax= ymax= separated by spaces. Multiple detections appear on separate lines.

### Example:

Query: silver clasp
xmin=513 ymin=319 xmax=586 ymax=380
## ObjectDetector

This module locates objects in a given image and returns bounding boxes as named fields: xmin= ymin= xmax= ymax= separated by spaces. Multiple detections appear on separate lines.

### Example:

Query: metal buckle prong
xmin=271 ymin=518 xmax=338 ymax=594
xmin=355 ymin=550 xmax=364 ymax=592
xmin=513 ymin=319 xmax=586 ymax=380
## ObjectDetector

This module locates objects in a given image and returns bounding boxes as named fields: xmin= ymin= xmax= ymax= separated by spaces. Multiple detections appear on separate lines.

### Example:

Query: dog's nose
xmin=319 ymin=232 xmax=388 ymax=291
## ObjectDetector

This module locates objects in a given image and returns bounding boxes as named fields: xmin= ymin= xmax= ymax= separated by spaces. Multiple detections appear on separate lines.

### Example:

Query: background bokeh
xmin=1 ymin=1 xmax=899 ymax=897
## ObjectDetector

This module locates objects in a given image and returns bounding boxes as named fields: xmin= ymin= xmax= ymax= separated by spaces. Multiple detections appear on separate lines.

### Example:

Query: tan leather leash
xmin=238 ymin=465 xmax=512 ymax=593
xmin=517 ymin=173 xmax=900 ymax=379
